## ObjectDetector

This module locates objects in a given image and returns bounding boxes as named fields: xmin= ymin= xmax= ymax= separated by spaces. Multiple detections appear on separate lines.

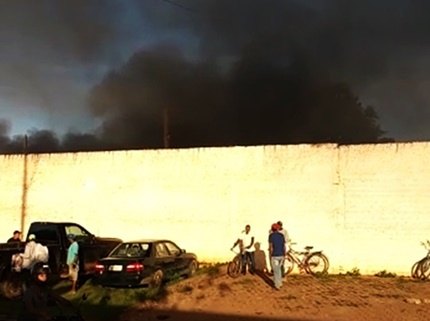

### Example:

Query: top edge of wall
xmin=1 ymin=141 xmax=430 ymax=158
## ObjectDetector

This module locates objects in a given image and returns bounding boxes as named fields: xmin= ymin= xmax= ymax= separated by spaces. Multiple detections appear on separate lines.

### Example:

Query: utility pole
xmin=20 ymin=135 xmax=28 ymax=236
xmin=163 ymin=107 xmax=170 ymax=148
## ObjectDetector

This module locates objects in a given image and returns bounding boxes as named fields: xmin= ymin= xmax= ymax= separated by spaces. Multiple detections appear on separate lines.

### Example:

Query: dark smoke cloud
xmin=86 ymin=46 xmax=386 ymax=149
xmin=0 ymin=0 xmax=126 ymax=133
xmin=0 ymin=1 xmax=122 ymax=63
xmin=3 ymin=0 xmax=430 ymax=153
xmin=147 ymin=0 xmax=430 ymax=140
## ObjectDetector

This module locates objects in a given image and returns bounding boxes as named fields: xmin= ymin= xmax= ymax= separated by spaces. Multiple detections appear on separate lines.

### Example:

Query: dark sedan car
xmin=94 ymin=239 xmax=198 ymax=288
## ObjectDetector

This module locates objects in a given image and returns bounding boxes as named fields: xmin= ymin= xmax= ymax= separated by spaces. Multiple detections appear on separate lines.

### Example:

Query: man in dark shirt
xmin=7 ymin=230 xmax=21 ymax=243
xmin=268 ymin=223 xmax=286 ymax=290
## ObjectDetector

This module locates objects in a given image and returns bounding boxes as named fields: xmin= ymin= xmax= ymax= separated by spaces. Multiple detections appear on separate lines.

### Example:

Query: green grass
xmin=0 ymin=279 xmax=167 ymax=321
xmin=0 ymin=262 xmax=223 ymax=321
xmin=55 ymin=279 xmax=167 ymax=321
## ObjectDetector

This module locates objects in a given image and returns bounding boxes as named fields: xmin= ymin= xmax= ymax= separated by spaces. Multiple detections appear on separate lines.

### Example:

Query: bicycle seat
xmin=304 ymin=246 xmax=313 ymax=251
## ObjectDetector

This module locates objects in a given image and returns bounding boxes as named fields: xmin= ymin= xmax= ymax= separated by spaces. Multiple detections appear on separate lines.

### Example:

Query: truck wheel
xmin=1 ymin=280 xmax=24 ymax=300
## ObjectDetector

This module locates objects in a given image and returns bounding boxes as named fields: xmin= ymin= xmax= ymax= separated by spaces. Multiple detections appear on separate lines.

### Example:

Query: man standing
xmin=241 ymin=224 xmax=255 ymax=275
xmin=269 ymin=223 xmax=286 ymax=290
xmin=7 ymin=230 xmax=21 ymax=243
xmin=231 ymin=224 xmax=255 ymax=275
xmin=67 ymin=234 xmax=79 ymax=294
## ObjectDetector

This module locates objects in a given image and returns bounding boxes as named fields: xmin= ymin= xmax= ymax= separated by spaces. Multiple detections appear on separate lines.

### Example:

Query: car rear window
xmin=110 ymin=243 xmax=150 ymax=258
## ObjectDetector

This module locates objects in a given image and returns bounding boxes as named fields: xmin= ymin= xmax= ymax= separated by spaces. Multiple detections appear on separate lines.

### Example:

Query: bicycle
xmin=284 ymin=242 xmax=329 ymax=275
xmin=227 ymin=249 xmax=243 ymax=278
xmin=411 ymin=240 xmax=430 ymax=280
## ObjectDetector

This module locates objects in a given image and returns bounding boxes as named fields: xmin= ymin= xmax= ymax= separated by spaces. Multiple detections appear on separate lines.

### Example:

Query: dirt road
xmin=122 ymin=267 xmax=430 ymax=321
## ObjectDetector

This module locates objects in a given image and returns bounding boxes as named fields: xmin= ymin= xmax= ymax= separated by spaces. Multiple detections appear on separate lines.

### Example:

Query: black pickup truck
xmin=0 ymin=221 xmax=122 ymax=299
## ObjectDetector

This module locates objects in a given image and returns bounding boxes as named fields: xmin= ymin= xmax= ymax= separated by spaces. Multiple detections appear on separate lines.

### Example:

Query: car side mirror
xmin=182 ymin=249 xmax=186 ymax=254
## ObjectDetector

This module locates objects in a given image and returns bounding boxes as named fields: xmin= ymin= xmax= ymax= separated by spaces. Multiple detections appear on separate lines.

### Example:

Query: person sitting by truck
xmin=22 ymin=234 xmax=38 ymax=270
xmin=7 ymin=230 xmax=22 ymax=243
xmin=12 ymin=234 xmax=49 ymax=273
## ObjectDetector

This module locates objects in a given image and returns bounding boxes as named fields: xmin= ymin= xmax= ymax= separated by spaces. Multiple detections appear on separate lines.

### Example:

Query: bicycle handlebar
xmin=230 ymin=248 xmax=242 ymax=255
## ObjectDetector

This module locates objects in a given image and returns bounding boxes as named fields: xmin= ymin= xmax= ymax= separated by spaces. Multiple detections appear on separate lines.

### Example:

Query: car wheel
xmin=187 ymin=260 xmax=198 ymax=277
xmin=150 ymin=270 xmax=163 ymax=289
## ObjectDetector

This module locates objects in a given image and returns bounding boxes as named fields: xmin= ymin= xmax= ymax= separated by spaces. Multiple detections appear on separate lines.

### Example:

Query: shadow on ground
xmin=254 ymin=270 xmax=276 ymax=288
xmin=120 ymin=308 xmax=313 ymax=321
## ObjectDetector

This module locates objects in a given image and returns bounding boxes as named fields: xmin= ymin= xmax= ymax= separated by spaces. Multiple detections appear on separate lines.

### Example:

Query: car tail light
xmin=95 ymin=262 xmax=105 ymax=274
xmin=126 ymin=262 xmax=144 ymax=273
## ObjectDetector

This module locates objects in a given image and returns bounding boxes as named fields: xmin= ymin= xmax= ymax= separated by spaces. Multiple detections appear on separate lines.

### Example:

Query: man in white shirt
xmin=22 ymin=234 xmax=37 ymax=270
xmin=277 ymin=221 xmax=290 ymax=276
xmin=232 ymin=224 xmax=255 ymax=275
xmin=277 ymin=221 xmax=290 ymax=248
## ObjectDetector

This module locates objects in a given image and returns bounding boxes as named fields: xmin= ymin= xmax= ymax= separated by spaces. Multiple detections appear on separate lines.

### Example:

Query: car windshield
xmin=110 ymin=243 xmax=150 ymax=258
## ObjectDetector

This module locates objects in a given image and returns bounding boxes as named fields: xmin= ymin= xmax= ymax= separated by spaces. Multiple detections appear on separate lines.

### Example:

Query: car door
xmin=154 ymin=242 xmax=176 ymax=278
xmin=164 ymin=241 xmax=188 ymax=274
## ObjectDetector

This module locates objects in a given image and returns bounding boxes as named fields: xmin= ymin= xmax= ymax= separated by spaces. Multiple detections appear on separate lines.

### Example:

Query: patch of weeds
xmin=196 ymin=262 xmax=224 ymax=277
xmin=313 ymin=271 xmax=330 ymax=280
xmin=135 ymin=286 xmax=168 ymax=301
xmin=374 ymin=270 xmax=397 ymax=278
xmin=166 ymin=272 xmax=182 ymax=285
xmin=339 ymin=267 xmax=361 ymax=277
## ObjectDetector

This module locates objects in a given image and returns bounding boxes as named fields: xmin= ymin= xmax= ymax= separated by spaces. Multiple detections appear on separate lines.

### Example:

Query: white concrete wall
xmin=337 ymin=143 xmax=430 ymax=274
xmin=0 ymin=155 xmax=24 ymax=239
xmin=1 ymin=142 xmax=429 ymax=275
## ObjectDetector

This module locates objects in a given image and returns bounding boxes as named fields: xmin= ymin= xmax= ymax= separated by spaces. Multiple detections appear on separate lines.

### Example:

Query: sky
xmin=1 ymin=0 xmax=430 ymax=151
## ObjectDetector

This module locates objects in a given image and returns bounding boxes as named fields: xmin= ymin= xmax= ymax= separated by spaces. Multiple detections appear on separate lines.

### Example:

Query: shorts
xmin=68 ymin=263 xmax=79 ymax=281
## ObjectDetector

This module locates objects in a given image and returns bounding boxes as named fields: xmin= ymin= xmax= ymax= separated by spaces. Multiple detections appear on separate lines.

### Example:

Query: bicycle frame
xmin=287 ymin=246 xmax=312 ymax=269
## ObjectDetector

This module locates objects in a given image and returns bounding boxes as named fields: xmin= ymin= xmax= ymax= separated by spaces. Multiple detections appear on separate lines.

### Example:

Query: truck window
xmin=30 ymin=225 xmax=59 ymax=243
xmin=65 ymin=224 xmax=91 ymax=242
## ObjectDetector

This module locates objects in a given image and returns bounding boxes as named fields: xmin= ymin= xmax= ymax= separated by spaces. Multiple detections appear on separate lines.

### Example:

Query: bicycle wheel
xmin=411 ymin=260 xmax=422 ymax=279
xmin=305 ymin=252 xmax=329 ymax=275
xmin=227 ymin=255 xmax=242 ymax=278
xmin=283 ymin=253 xmax=295 ymax=276
xmin=420 ymin=257 xmax=430 ymax=280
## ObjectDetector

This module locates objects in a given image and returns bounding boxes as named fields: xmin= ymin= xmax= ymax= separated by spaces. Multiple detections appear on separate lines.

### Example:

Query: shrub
xmin=374 ymin=270 xmax=397 ymax=278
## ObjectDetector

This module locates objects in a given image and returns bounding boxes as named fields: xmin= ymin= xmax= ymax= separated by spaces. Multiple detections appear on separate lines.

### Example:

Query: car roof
xmin=123 ymin=239 xmax=174 ymax=244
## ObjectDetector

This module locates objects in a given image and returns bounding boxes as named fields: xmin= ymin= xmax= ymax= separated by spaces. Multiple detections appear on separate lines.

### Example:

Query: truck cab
xmin=0 ymin=221 xmax=122 ymax=299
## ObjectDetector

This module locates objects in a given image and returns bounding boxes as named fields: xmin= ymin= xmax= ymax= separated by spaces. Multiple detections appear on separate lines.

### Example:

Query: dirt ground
xmin=121 ymin=266 xmax=430 ymax=321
